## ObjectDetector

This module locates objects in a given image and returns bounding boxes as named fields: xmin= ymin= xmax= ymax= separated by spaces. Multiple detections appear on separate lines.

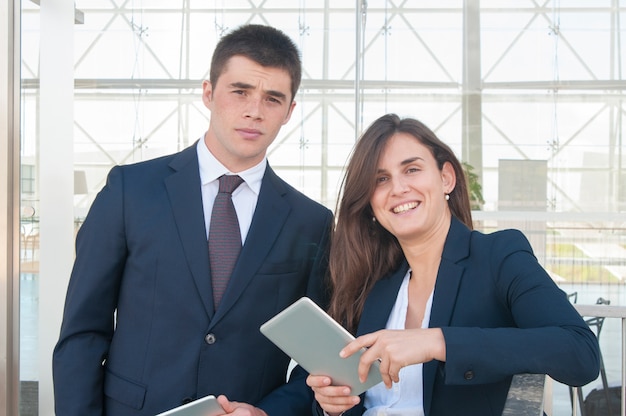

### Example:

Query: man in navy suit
xmin=53 ymin=24 xmax=333 ymax=416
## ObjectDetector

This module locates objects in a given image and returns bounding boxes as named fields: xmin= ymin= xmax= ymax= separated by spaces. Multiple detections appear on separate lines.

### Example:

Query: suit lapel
xmin=165 ymin=144 xmax=216 ymax=318
xmin=423 ymin=217 xmax=471 ymax=415
xmin=210 ymin=166 xmax=290 ymax=325
xmin=357 ymin=263 xmax=408 ymax=336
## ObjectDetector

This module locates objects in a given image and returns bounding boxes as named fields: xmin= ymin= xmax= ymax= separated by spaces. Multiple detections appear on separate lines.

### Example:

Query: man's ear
xmin=201 ymin=80 xmax=213 ymax=108
xmin=282 ymin=100 xmax=297 ymax=125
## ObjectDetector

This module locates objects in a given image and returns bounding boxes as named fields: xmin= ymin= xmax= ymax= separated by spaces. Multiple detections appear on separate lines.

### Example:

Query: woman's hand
xmin=216 ymin=395 xmax=268 ymax=416
xmin=340 ymin=328 xmax=446 ymax=388
xmin=306 ymin=374 xmax=360 ymax=416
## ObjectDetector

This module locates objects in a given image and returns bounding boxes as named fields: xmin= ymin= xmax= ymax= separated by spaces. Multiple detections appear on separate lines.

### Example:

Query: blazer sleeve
xmin=440 ymin=229 xmax=601 ymax=387
xmin=52 ymin=166 xmax=127 ymax=416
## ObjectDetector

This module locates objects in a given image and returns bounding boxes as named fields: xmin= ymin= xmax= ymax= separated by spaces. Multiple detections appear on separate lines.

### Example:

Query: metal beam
xmin=28 ymin=0 xmax=84 ymax=24
xmin=0 ymin=0 xmax=20 ymax=415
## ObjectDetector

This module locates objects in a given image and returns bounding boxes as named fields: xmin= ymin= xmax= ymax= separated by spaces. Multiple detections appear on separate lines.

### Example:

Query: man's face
xmin=202 ymin=55 xmax=296 ymax=172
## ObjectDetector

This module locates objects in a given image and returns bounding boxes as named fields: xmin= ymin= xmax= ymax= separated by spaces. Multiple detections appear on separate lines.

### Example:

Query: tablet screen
xmin=260 ymin=297 xmax=382 ymax=395
xmin=155 ymin=395 xmax=224 ymax=416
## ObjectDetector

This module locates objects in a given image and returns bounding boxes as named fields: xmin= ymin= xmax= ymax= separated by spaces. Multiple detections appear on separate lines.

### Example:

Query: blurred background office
xmin=1 ymin=1 xmax=625 ymax=415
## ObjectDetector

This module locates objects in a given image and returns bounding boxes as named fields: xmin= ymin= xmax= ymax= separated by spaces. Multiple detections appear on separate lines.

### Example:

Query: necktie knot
xmin=218 ymin=174 xmax=244 ymax=194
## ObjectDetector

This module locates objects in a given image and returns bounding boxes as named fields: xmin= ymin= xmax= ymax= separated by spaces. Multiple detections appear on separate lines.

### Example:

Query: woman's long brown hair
xmin=328 ymin=114 xmax=473 ymax=334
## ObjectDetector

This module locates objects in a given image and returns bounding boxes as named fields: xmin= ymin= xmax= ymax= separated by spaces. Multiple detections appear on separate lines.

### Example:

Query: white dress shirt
xmin=196 ymin=139 xmax=265 ymax=243
xmin=362 ymin=269 xmax=433 ymax=416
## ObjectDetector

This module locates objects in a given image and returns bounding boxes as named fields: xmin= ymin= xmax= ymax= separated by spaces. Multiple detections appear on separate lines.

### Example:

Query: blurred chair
xmin=568 ymin=294 xmax=613 ymax=416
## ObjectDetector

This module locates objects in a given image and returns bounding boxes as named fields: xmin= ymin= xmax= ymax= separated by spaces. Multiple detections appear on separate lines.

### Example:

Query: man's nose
xmin=244 ymin=97 xmax=263 ymax=119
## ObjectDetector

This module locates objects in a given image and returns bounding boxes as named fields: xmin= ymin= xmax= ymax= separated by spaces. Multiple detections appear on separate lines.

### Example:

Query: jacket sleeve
xmin=440 ymin=229 xmax=600 ymax=387
xmin=52 ymin=166 xmax=127 ymax=416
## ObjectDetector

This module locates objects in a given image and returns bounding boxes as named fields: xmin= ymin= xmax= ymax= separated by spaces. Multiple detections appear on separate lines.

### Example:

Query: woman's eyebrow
xmin=400 ymin=156 xmax=424 ymax=165
xmin=376 ymin=156 xmax=425 ymax=173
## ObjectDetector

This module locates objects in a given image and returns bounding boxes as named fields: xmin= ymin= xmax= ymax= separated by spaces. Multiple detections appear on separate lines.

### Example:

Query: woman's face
xmin=370 ymin=132 xmax=455 ymax=244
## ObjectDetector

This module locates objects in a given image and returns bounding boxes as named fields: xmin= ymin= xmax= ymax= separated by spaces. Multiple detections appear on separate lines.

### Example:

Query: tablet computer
xmin=155 ymin=395 xmax=224 ymax=416
xmin=260 ymin=297 xmax=382 ymax=396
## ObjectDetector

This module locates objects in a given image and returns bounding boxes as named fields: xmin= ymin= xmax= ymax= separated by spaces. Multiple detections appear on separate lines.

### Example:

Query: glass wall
xmin=12 ymin=1 xmax=626 ymax=414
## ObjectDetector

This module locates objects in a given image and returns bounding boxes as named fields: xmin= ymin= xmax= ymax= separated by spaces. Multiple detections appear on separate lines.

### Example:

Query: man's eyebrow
xmin=229 ymin=81 xmax=254 ymax=90
xmin=266 ymin=90 xmax=288 ymax=100
xmin=229 ymin=82 xmax=288 ymax=100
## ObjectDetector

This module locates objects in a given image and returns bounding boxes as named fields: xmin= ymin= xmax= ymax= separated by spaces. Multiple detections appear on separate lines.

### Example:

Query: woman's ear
xmin=441 ymin=161 xmax=456 ymax=193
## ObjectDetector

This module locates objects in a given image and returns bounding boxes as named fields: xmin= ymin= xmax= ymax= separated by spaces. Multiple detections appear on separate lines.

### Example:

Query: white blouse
xmin=362 ymin=269 xmax=433 ymax=416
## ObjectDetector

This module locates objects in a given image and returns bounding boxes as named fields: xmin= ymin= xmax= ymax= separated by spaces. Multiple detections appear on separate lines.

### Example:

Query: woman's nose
xmin=391 ymin=176 xmax=409 ymax=194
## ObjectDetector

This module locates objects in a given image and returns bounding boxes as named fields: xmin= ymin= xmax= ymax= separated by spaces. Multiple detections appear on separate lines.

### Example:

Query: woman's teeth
xmin=393 ymin=202 xmax=418 ymax=214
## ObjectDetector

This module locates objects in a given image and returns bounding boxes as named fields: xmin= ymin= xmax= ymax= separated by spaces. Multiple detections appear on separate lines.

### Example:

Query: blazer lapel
xmin=357 ymin=263 xmax=409 ymax=336
xmin=165 ymin=144 xmax=216 ymax=318
xmin=423 ymin=217 xmax=471 ymax=415
xmin=210 ymin=166 xmax=290 ymax=325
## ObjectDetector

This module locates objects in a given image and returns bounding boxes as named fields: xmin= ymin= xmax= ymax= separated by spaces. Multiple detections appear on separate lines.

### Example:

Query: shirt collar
xmin=197 ymin=138 xmax=266 ymax=195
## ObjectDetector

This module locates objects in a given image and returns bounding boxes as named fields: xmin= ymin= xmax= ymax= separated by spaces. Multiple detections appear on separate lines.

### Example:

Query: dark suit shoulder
xmin=115 ymin=144 xmax=195 ymax=173
xmin=444 ymin=218 xmax=537 ymax=270
xmin=105 ymin=145 xmax=197 ymax=190
xmin=469 ymin=227 xmax=533 ymax=255
xmin=263 ymin=166 xmax=332 ymax=216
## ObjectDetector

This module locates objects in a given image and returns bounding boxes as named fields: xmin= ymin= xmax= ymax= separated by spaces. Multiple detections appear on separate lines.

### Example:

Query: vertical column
xmin=355 ymin=0 xmax=366 ymax=138
xmin=38 ymin=0 xmax=74 ymax=413
xmin=0 ymin=0 xmax=20 ymax=414
xmin=462 ymin=0 xmax=483 ymax=185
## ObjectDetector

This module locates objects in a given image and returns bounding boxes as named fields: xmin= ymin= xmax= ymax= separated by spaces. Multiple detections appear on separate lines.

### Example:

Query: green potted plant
xmin=462 ymin=162 xmax=484 ymax=210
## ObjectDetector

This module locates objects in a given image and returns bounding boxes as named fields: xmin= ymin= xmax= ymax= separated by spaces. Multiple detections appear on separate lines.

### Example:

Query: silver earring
xmin=372 ymin=216 xmax=377 ymax=222
xmin=445 ymin=194 xmax=450 ymax=201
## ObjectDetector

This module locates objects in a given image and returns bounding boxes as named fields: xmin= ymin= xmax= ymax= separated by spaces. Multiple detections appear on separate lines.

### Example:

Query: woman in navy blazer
xmin=308 ymin=114 xmax=600 ymax=416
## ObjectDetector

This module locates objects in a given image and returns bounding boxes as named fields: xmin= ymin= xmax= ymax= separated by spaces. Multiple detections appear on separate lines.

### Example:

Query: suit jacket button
xmin=205 ymin=333 xmax=216 ymax=344
xmin=464 ymin=370 xmax=474 ymax=380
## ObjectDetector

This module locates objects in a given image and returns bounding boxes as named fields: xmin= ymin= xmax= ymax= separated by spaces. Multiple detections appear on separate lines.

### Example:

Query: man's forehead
xmin=218 ymin=56 xmax=293 ymax=96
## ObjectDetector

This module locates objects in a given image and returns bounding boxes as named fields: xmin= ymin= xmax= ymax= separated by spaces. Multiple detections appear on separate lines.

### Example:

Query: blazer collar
xmin=423 ymin=216 xmax=471 ymax=415
xmin=356 ymin=217 xmax=471 ymax=335
xmin=356 ymin=262 xmax=409 ymax=337
xmin=430 ymin=216 xmax=471 ymax=327
xmin=165 ymin=144 xmax=216 ymax=317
